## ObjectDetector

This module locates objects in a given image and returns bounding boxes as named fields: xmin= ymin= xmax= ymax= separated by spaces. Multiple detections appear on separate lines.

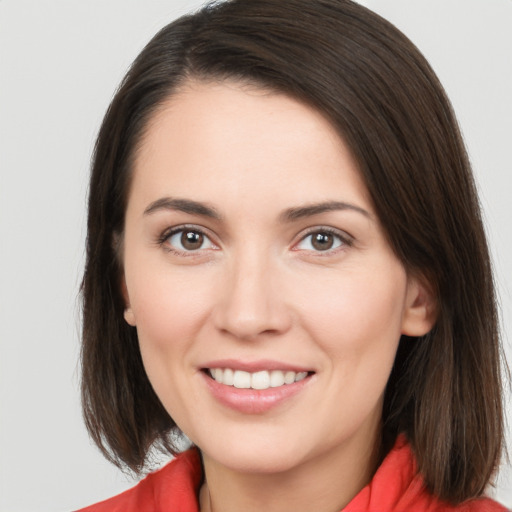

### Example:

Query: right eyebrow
xmin=279 ymin=200 xmax=371 ymax=223
xmin=143 ymin=197 xmax=222 ymax=220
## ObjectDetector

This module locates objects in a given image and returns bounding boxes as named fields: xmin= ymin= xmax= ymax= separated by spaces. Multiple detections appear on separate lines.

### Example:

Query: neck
xmin=199 ymin=433 xmax=381 ymax=512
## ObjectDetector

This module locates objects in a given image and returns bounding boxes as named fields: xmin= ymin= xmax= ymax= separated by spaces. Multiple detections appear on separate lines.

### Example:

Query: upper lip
xmin=200 ymin=359 xmax=314 ymax=373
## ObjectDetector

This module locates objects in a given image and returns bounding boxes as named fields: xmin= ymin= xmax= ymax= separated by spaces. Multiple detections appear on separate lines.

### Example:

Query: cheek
xmin=129 ymin=268 xmax=213 ymax=350
xmin=296 ymin=261 xmax=407 ymax=359
xmin=298 ymin=265 xmax=407 ymax=433
xmin=123 ymin=256 xmax=217 ymax=398
xmin=127 ymin=268 xmax=216 ymax=422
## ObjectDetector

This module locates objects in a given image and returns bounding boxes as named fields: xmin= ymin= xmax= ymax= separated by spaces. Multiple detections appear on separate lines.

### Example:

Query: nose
xmin=212 ymin=252 xmax=292 ymax=340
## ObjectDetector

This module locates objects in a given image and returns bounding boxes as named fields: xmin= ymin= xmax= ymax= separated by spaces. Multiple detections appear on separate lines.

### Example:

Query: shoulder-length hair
xmin=81 ymin=0 xmax=504 ymax=503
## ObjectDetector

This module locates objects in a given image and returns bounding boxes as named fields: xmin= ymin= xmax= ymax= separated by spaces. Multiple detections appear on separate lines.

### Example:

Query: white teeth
xmin=208 ymin=368 xmax=309 ymax=390
xmin=233 ymin=370 xmax=251 ymax=389
xmin=284 ymin=371 xmax=296 ymax=385
xmin=251 ymin=371 xmax=270 ymax=390
xmin=223 ymin=368 xmax=234 ymax=386
xmin=295 ymin=371 xmax=308 ymax=382
xmin=269 ymin=370 xmax=285 ymax=387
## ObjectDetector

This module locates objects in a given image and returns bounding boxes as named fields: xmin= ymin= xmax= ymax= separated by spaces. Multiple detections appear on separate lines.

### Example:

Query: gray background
xmin=1 ymin=1 xmax=511 ymax=510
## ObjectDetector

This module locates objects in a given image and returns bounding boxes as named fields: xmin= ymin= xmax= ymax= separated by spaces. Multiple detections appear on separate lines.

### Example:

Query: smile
xmin=207 ymin=368 xmax=310 ymax=390
xmin=202 ymin=365 xmax=314 ymax=414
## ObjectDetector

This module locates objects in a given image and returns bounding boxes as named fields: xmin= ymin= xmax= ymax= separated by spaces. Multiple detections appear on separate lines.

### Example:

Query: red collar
xmin=77 ymin=435 xmax=507 ymax=511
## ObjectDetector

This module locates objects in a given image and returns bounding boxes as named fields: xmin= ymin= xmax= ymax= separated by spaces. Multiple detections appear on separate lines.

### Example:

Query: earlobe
xmin=124 ymin=307 xmax=136 ymax=326
xmin=120 ymin=276 xmax=136 ymax=326
xmin=401 ymin=276 xmax=437 ymax=337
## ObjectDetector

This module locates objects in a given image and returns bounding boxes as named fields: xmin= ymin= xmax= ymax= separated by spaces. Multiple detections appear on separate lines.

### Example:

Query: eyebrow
xmin=143 ymin=197 xmax=370 ymax=223
xmin=279 ymin=201 xmax=371 ymax=222
xmin=144 ymin=197 xmax=222 ymax=220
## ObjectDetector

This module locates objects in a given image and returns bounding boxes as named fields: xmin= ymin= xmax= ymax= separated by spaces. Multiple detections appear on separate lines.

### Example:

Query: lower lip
xmin=201 ymin=372 xmax=312 ymax=414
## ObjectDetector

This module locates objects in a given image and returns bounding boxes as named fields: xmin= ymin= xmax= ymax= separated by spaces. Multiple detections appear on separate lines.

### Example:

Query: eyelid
xmin=156 ymin=224 xmax=353 ymax=256
xmin=292 ymin=226 xmax=354 ymax=252
xmin=158 ymin=224 xmax=219 ymax=255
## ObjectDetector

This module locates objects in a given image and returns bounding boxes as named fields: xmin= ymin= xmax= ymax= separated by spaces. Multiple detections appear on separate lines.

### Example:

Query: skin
xmin=122 ymin=80 xmax=435 ymax=512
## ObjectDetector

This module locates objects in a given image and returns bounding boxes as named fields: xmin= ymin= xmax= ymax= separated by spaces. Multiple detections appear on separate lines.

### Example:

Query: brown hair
xmin=81 ymin=0 xmax=504 ymax=503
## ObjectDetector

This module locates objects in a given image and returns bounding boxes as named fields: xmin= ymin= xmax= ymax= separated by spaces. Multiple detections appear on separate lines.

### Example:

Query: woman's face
xmin=122 ymin=81 xmax=433 ymax=476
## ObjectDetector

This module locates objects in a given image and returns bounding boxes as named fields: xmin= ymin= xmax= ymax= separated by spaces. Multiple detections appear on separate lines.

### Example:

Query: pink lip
xmin=200 ymin=368 xmax=313 ymax=415
xmin=201 ymin=358 xmax=312 ymax=373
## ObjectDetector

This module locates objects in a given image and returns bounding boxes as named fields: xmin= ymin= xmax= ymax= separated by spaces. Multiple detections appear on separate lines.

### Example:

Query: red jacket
xmin=76 ymin=437 xmax=508 ymax=511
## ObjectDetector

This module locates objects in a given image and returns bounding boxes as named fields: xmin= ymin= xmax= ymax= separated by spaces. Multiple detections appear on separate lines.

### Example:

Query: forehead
xmin=129 ymin=80 xmax=372 ymax=215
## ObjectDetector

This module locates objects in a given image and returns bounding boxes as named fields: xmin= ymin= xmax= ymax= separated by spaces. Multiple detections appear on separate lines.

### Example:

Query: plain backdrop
xmin=0 ymin=1 xmax=511 ymax=510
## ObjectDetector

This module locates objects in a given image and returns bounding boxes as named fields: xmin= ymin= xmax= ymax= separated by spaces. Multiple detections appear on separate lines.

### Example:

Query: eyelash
xmin=157 ymin=225 xmax=217 ymax=256
xmin=293 ymin=227 xmax=353 ymax=255
xmin=157 ymin=225 xmax=353 ymax=256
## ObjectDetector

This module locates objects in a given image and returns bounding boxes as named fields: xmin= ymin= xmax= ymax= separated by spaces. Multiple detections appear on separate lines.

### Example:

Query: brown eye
xmin=311 ymin=232 xmax=334 ymax=251
xmin=166 ymin=228 xmax=215 ymax=253
xmin=295 ymin=230 xmax=346 ymax=252
xmin=181 ymin=231 xmax=204 ymax=250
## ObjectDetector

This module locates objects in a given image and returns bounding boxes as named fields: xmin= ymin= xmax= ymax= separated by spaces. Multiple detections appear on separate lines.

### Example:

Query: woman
xmin=78 ymin=0 xmax=507 ymax=510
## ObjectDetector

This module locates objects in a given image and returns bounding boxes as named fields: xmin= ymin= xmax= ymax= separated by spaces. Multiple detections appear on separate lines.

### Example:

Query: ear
xmin=401 ymin=274 xmax=437 ymax=336
xmin=121 ymin=276 xmax=137 ymax=327
xmin=113 ymin=232 xmax=136 ymax=326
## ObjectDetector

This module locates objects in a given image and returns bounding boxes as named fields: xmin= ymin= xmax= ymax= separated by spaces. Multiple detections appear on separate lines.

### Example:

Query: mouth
xmin=200 ymin=363 xmax=315 ymax=414
xmin=202 ymin=368 xmax=314 ymax=390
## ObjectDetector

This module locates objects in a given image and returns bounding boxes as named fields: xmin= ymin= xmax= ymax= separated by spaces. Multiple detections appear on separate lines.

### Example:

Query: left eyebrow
xmin=279 ymin=201 xmax=371 ymax=222
xmin=143 ymin=197 xmax=222 ymax=220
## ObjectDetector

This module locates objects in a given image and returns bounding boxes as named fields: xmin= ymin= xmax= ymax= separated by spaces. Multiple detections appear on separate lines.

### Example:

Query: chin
xmin=197 ymin=432 xmax=314 ymax=475
xmin=220 ymin=452 xmax=304 ymax=475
